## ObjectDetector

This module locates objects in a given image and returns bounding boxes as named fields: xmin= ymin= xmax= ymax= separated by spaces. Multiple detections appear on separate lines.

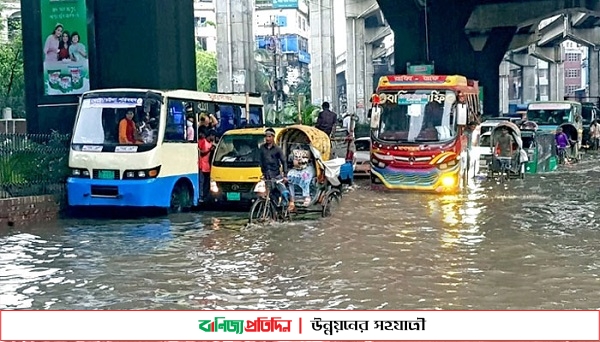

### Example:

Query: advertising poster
xmin=40 ymin=0 xmax=90 ymax=96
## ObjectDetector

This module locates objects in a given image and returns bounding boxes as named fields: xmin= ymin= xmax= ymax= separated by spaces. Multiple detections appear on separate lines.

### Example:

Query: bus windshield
xmin=526 ymin=109 xmax=571 ymax=125
xmin=377 ymin=90 xmax=457 ymax=143
xmin=212 ymin=134 xmax=265 ymax=167
xmin=72 ymin=94 xmax=162 ymax=146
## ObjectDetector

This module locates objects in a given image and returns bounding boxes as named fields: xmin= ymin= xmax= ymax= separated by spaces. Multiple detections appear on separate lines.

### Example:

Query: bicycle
xmin=497 ymin=156 xmax=512 ymax=183
xmin=248 ymin=178 xmax=291 ymax=224
xmin=557 ymin=146 xmax=568 ymax=165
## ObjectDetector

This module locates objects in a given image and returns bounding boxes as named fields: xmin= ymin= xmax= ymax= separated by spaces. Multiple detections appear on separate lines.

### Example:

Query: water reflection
xmin=2 ymin=159 xmax=600 ymax=310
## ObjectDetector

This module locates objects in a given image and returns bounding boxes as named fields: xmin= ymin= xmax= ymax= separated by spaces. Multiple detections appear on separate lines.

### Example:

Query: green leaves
xmin=0 ymin=28 xmax=25 ymax=117
xmin=196 ymin=48 xmax=217 ymax=92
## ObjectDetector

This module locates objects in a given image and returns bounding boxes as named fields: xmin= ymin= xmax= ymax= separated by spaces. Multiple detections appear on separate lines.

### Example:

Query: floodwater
xmin=2 ymin=159 xmax=600 ymax=310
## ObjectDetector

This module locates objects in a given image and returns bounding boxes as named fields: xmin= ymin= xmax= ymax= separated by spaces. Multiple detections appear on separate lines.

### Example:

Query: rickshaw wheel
xmin=249 ymin=198 xmax=277 ymax=224
xmin=321 ymin=190 xmax=341 ymax=218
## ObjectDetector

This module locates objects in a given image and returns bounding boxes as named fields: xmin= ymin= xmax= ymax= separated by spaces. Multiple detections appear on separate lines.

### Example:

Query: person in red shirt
xmin=198 ymin=129 xmax=216 ymax=201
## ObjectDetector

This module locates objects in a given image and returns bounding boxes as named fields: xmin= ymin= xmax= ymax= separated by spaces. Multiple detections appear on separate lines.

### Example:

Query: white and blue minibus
xmin=67 ymin=88 xmax=264 ymax=213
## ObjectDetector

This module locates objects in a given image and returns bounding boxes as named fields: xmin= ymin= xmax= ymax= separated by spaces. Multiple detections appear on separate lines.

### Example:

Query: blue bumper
xmin=67 ymin=174 xmax=198 ymax=208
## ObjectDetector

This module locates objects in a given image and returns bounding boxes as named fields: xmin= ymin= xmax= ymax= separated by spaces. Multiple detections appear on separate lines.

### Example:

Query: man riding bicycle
xmin=555 ymin=127 xmax=570 ymax=164
xmin=259 ymin=127 xmax=291 ymax=209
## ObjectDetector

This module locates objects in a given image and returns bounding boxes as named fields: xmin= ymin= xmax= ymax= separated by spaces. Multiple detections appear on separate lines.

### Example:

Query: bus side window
xmin=165 ymin=99 xmax=187 ymax=142
xmin=249 ymin=105 xmax=263 ymax=126
xmin=187 ymin=100 xmax=200 ymax=142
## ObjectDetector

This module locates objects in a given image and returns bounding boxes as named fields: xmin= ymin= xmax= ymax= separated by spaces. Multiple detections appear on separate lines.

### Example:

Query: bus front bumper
xmin=67 ymin=177 xmax=172 ymax=208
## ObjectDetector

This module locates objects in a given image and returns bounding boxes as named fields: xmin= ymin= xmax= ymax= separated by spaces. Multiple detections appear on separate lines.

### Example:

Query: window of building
xmin=566 ymin=69 xmax=580 ymax=78
xmin=199 ymin=17 xmax=207 ymax=27
xmin=299 ymin=37 xmax=308 ymax=52
xmin=565 ymin=85 xmax=578 ymax=94
xmin=302 ymin=18 xmax=306 ymax=31
xmin=566 ymin=53 xmax=579 ymax=62
xmin=298 ymin=15 xmax=302 ymax=29
xmin=197 ymin=37 xmax=208 ymax=50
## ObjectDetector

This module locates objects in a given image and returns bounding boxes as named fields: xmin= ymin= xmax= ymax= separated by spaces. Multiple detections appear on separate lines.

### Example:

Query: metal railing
xmin=0 ymin=132 xmax=71 ymax=199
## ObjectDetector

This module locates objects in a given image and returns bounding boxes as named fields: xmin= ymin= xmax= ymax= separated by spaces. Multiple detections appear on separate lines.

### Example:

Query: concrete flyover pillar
xmin=590 ymin=47 xmax=600 ymax=100
xmin=430 ymin=0 xmax=515 ymax=115
xmin=548 ymin=61 xmax=564 ymax=101
xmin=345 ymin=17 xmax=366 ymax=120
xmin=216 ymin=0 xmax=256 ymax=93
xmin=521 ymin=63 xmax=537 ymax=103
xmin=499 ymin=60 xmax=510 ymax=114
xmin=310 ymin=0 xmax=337 ymax=108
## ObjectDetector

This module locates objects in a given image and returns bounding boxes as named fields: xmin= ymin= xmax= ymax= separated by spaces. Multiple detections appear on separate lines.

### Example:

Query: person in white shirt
xmin=342 ymin=112 xmax=357 ymax=138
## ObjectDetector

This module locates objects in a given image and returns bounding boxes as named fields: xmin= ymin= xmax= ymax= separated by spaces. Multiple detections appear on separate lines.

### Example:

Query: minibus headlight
xmin=70 ymin=168 xmax=90 ymax=178
xmin=123 ymin=166 xmax=161 ymax=179
xmin=210 ymin=180 xmax=219 ymax=193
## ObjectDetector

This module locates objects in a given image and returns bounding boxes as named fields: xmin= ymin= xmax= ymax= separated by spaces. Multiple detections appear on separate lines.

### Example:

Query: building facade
xmin=507 ymin=39 xmax=586 ymax=105
xmin=0 ymin=0 xmax=21 ymax=42
xmin=254 ymin=0 xmax=311 ymax=89
xmin=194 ymin=0 xmax=217 ymax=52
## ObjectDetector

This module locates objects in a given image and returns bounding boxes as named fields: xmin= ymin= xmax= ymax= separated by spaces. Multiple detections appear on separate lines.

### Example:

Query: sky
xmin=333 ymin=0 xmax=347 ymax=57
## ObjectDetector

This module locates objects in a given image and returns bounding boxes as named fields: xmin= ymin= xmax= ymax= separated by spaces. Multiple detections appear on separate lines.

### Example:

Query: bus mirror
xmin=456 ymin=104 xmax=468 ymax=126
xmin=370 ymin=106 xmax=381 ymax=129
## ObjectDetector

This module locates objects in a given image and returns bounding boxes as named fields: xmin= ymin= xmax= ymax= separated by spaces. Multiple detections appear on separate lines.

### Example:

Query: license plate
xmin=226 ymin=192 xmax=241 ymax=201
xmin=98 ymin=170 xmax=115 ymax=179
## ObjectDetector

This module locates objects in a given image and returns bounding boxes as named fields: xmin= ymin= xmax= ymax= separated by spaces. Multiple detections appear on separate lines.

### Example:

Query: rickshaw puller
xmin=259 ymin=128 xmax=291 ymax=208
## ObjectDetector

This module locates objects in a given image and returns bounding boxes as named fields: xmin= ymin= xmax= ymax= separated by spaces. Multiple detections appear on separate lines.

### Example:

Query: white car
xmin=476 ymin=132 xmax=493 ymax=173
xmin=354 ymin=137 xmax=371 ymax=176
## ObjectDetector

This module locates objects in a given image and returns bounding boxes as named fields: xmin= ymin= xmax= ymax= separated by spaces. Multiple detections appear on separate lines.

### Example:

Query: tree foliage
xmin=0 ymin=23 xmax=25 ymax=118
xmin=196 ymin=47 xmax=217 ymax=92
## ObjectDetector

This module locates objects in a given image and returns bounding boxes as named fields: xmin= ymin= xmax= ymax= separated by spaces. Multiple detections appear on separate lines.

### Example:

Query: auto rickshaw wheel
xmin=321 ymin=190 xmax=341 ymax=218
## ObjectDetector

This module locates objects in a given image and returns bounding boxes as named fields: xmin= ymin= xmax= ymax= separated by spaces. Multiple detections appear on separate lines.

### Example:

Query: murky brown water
xmin=2 ymin=158 xmax=600 ymax=310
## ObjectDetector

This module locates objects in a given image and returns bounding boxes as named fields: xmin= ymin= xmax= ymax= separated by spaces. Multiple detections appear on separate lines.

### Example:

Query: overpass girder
xmin=346 ymin=0 xmax=379 ymax=19
xmin=505 ymin=51 xmax=538 ymax=68
xmin=564 ymin=26 xmax=600 ymax=47
xmin=466 ymin=0 xmax=600 ymax=33
xmin=508 ymin=33 xmax=540 ymax=52
xmin=527 ymin=44 xmax=564 ymax=63
xmin=366 ymin=25 xmax=391 ymax=45
xmin=538 ymin=15 xmax=566 ymax=46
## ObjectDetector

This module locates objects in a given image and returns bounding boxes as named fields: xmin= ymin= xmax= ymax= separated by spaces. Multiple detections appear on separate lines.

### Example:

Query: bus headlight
xmin=440 ymin=174 xmax=456 ymax=188
xmin=70 ymin=168 xmax=90 ymax=178
xmin=210 ymin=180 xmax=219 ymax=193
xmin=123 ymin=166 xmax=161 ymax=179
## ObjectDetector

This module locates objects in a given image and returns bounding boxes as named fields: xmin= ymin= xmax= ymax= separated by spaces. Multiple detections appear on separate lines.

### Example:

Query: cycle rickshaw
xmin=248 ymin=125 xmax=345 ymax=224
xmin=488 ymin=121 xmax=527 ymax=181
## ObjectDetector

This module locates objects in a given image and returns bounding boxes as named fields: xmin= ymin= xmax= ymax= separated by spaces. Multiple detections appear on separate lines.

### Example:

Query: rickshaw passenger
xmin=287 ymin=144 xmax=316 ymax=210
xmin=259 ymin=128 xmax=290 ymax=207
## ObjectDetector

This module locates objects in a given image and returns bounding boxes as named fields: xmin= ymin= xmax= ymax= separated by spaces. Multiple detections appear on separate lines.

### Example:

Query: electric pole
xmin=272 ymin=18 xmax=279 ymax=113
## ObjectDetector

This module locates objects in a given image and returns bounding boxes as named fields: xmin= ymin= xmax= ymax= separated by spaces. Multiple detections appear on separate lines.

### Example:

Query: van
xmin=208 ymin=127 xmax=283 ymax=205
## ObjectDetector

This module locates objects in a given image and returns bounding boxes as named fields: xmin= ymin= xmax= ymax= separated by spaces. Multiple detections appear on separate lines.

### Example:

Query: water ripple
xmin=2 ymin=159 xmax=600 ymax=309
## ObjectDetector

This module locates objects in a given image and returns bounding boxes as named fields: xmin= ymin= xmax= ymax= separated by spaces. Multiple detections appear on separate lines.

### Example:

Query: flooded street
xmin=3 ymin=159 xmax=600 ymax=310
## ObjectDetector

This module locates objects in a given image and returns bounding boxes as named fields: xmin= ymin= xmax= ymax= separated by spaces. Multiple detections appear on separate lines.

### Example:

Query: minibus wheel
xmin=169 ymin=182 xmax=192 ymax=213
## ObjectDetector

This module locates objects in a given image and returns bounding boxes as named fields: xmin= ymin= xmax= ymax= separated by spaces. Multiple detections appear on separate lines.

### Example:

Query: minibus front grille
xmin=219 ymin=182 xmax=255 ymax=192
xmin=91 ymin=185 xmax=119 ymax=197
xmin=92 ymin=169 xmax=121 ymax=180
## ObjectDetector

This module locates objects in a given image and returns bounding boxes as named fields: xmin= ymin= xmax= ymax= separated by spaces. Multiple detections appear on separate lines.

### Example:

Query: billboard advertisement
xmin=41 ymin=0 xmax=90 ymax=96
xmin=273 ymin=0 xmax=298 ymax=9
